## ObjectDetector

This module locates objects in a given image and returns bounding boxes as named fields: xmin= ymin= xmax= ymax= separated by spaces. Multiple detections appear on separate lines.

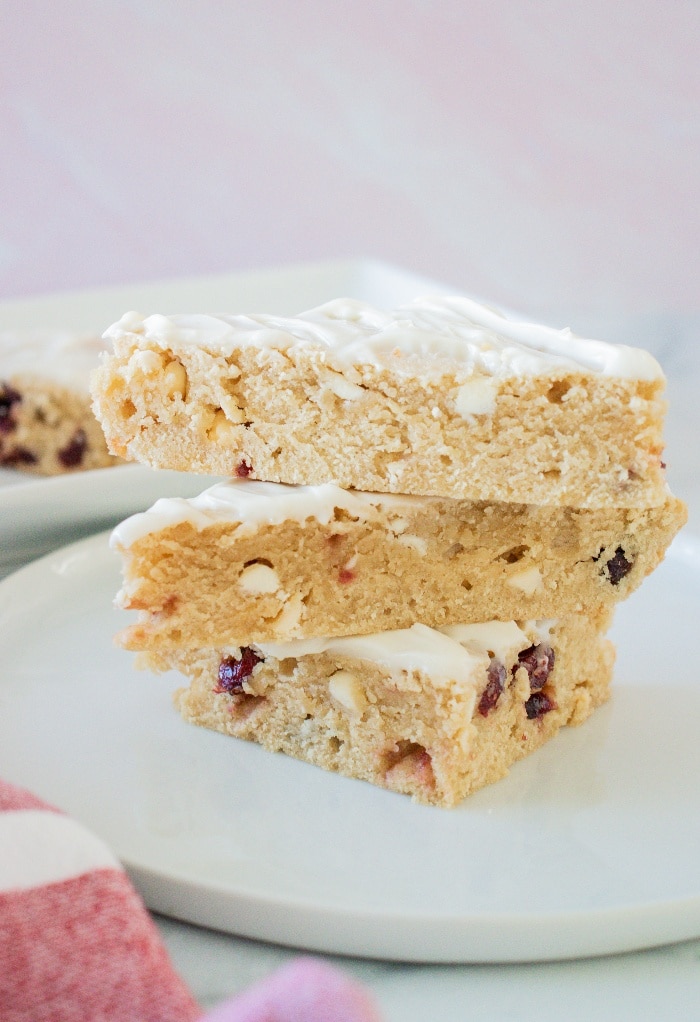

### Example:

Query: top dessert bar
xmin=1 ymin=329 xmax=119 ymax=475
xmin=92 ymin=297 xmax=668 ymax=507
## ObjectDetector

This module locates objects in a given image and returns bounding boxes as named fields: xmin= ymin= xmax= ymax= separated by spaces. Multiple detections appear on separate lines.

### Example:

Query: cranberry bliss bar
xmin=110 ymin=478 xmax=685 ymax=651
xmin=92 ymin=297 xmax=668 ymax=508
xmin=1 ymin=330 xmax=120 ymax=474
xmin=142 ymin=614 xmax=614 ymax=806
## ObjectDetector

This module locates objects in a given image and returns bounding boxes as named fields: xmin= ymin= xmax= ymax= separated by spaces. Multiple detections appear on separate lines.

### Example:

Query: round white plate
xmin=1 ymin=531 xmax=699 ymax=963
xmin=0 ymin=463 xmax=220 ymax=579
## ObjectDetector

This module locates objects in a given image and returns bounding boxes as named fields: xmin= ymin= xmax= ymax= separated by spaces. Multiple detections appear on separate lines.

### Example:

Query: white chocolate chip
xmin=208 ymin=408 xmax=245 ymax=440
xmin=129 ymin=349 xmax=162 ymax=374
xmin=208 ymin=409 xmax=233 ymax=440
xmin=455 ymin=377 xmax=497 ymax=416
xmin=511 ymin=665 xmax=531 ymax=701
xmin=163 ymin=359 xmax=188 ymax=398
xmin=219 ymin=396 xmax=247 ymax=423
xmin=322 ymin=370 xmax=366 ymax=401
xmin=507 ymin=566 xmax=543 ymax=595
xmin=386 ymin=461 xmax=404 ymax=487
xmin=238 ymin=563 xmax=281 ymax=595
xmin=273 ymin=593 xmax=304 ymax=635
xmin=389 ymin=517 xmax=408 ymax=535
xmin=328 ymin=670 xmax=367 ymax=715
xmin=397 ymin=533 xmax=428 ymax=555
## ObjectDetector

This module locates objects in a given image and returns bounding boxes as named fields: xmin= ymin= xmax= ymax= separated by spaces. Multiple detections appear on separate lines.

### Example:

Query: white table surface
xmin=2 ymin=2 xmax=699 ymax=1017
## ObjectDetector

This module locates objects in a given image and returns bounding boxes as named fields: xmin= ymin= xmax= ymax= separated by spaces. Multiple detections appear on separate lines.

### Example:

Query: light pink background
xmin=1 ymin=2 xmax=698 ymax=318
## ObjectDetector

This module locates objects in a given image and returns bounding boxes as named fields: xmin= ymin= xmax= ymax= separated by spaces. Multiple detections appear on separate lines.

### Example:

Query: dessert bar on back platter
xmin=1 ymin=330 xmax=119 ymax=474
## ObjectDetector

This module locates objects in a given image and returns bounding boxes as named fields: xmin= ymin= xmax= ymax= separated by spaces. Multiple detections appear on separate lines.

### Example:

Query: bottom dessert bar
xmin=143 ymin=613 xmax=614 ymax=807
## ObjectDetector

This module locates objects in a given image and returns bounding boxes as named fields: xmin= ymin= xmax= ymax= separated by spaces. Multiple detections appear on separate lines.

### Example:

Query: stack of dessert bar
xmin=92 ymin=297 xmax=686 ymax=806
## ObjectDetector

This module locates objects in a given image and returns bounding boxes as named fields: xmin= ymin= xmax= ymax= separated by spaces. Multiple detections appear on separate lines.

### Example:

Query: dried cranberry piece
xmin=215 ymin=647 xmax=263 ymax=694
xmin=604 ymin=546 xmax=633 ymax=585
xmin=516 ymin=644 xmax=555 ymax=691
xmin=525 ymin=691 xmax=555 ymax=720
xmin=0 ymin=385 xmax=21 ymax=434
xmin=478 ymin=659 xmax=506 ymax=717
xmin=235 ymin=459 xmax=252 ymax=478
xmin=1 ymin=446 xmax=37 ymax=466
xmin=57 ymin=428 xmax=88 ymax=468
xmin=338 ymin=568 xmax=355 ymax=584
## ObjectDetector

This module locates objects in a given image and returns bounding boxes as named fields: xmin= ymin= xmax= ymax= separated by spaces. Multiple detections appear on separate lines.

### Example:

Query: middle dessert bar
xmin=111 ymin=479 xmax=685 ymax=650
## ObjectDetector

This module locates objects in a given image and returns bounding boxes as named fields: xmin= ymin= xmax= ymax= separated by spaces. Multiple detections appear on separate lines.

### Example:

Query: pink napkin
xmin=0 ymin=779 xmax=383 ymax=1022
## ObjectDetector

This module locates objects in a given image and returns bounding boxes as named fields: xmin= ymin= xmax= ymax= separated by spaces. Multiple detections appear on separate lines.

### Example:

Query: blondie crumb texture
xmin=92 ymin=301 xmax=669 ymax=507
xmin=1 ymin=376 xmax=119 ymax=474
xmin=113 ymin=484 xmax=685 ymax=650
xmin=143 ymin=614 xmax=614 ymax=807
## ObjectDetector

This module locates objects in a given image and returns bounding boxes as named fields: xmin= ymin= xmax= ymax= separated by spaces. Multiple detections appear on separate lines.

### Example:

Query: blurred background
xmin=1 ymin=0 xmax=697 ymax=323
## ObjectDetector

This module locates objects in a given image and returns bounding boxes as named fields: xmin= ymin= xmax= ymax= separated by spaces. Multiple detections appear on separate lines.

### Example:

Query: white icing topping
xmin=254 ymin=623 xmax=487 ymax=687
xmin=251 ymin=618 xmax=550 ymax=687
xmin=110 ymin=479 xmax=431 ymax=547
xmin=104 ymin=296 xmax=663 ymax=381
xmin=441 ymin=621 xmax=531 ymax=663
xmin=0 ymin=330 xmax=107 ymax=390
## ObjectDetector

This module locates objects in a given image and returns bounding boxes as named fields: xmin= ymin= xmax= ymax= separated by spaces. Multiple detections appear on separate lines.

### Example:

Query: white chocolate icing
xmin=253 ymin=623 xmax=487 ymax=687
xmin=110 ymin=478 xmax=431 ymax=547
xmin=441 ymin=621 xmax=531 ymax=663
xmin=1 ymin=330 xmax=107 ymax=390
xmin=104 ymin=296 xmax=663 ymax=381
xmin=252 ymin=618 xmax=548 ymax=687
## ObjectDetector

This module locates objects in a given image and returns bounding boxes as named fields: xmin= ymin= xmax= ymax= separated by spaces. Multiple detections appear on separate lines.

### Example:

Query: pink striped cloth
xmin=0 ymin=779 xmax=382 ymax=1022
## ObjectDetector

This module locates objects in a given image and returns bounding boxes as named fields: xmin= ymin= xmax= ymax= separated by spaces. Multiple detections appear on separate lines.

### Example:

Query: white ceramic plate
xmin=1 ymin=528 xmax=699 ymax=964
xmin=0 ymin=464 xmax=222 ymax=580
xmin=0 ymin=257 xmax=450 ymax=332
